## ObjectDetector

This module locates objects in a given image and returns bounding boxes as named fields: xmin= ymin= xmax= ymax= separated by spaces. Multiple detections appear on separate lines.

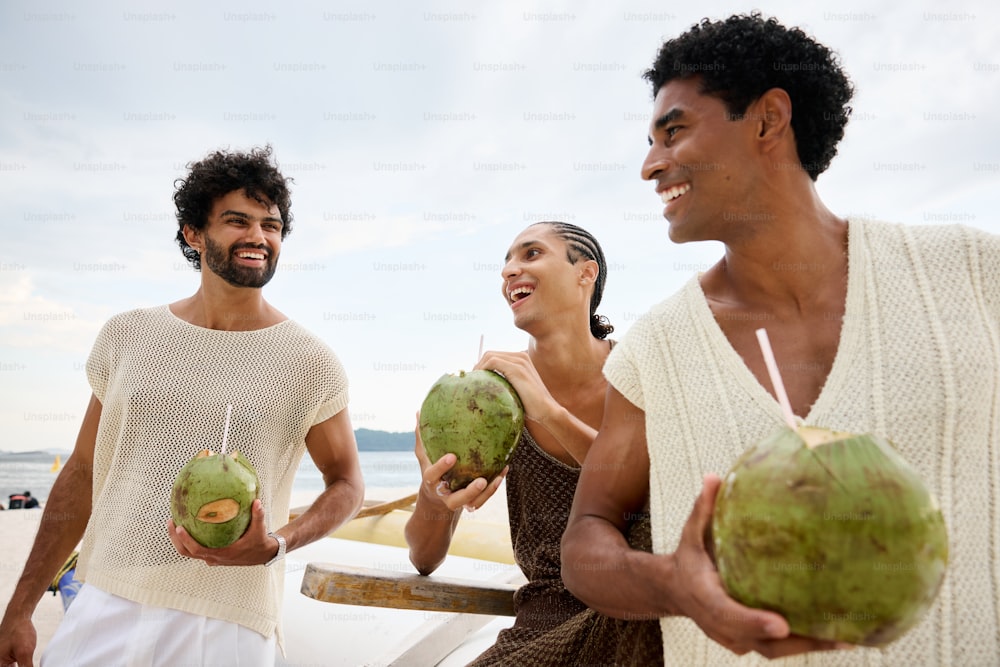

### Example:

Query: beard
xmin=202 ymin=236 xmax=278 ymax=288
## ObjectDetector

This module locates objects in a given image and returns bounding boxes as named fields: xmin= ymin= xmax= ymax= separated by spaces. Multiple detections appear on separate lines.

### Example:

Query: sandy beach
xmin=0 ymin=509 xmax=66 ymax=665
xmin=1 ymin=484 xmax=511 ymax=664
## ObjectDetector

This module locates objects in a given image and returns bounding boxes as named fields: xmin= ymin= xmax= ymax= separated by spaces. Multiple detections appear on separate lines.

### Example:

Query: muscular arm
xmin=561 ymin=387 xmax=672 ymax=617
xmin=404 ymin=467 xmax=464 ymax=575
xmin=475 ymin=350 xmax=595 ymax=464
xmin=404 ymin=426 xmax=503 ymax=575
xmin=277 ymin=408 xmax=365 ymax=552
xmin=528 ymin=403 xmax=596 ymax=465
xmin=0 ymin=393 xmax=100 ymax=666
xmin=562 ymin=388 xmax=847 ymax=659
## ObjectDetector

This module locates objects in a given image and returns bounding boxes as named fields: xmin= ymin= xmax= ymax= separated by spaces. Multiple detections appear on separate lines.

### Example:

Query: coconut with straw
xmin=711 ymin=329 xmax=949 ymax=647
xmin=170 ymin=404 xmax=260 ymax=548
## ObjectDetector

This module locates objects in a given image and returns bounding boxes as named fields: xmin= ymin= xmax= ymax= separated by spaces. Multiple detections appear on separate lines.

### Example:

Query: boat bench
xmin=294 ymin=497 xmax=523 ymax=664
xmin=300 ymin=562 xmax=518 ymax=616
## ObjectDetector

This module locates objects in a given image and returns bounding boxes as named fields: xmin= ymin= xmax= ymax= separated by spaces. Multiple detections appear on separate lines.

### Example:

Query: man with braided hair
xmin=562 ymin=13 xmax=1000 ymax=666
xmin=0 ymin=146 xmax=365 ymax=666
xmin=406 ymin=221 xmax=663 ymax=665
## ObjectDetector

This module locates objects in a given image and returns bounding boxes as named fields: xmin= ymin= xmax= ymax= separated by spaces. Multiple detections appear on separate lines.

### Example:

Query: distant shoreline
xmin=0 ymin=427 xmax=415 ymax=457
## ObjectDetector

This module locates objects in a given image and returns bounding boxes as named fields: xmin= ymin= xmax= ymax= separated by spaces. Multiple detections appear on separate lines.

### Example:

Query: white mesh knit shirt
xmin=78 ymin=305 xmax=349 ymax=642
xmin=604 ymin=219 xmax=1000 ymax=667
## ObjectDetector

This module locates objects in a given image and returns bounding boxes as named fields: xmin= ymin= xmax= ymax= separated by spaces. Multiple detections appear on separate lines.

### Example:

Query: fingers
xmin=680 ymin=473 xmax=721 ymax=553
xmin=474 ymin=351 xmax=530 ymax=376
xmin=423 ymin=453 xmax=457 ymax=483
xmin=167 ymin=519 xmax=195 ymax=559
xmin=413 ymin=414 xmax=434 ymax=470
xmin=753 ymin=635 xmax=853 ymax=659
xmin=441 ymin=478 xmax=488 ymax=511
xmin=463 ymin=469 xmax=506 ymax=511
xmin=675 ymin=473 xmax=802 ymax=653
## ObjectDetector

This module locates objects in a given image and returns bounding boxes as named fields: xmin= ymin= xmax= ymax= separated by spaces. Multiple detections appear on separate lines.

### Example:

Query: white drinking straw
xmin=220 ymin=404 xmax=233 ymax=455
xmin=478 ymin=334 xmax=484 ymax=362
xmin=755 ymin=328 xmax=797 ymax=430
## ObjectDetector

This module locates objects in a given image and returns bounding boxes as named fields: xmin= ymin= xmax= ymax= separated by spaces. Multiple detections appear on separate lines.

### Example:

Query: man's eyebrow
xmin=647 ymin=108 xmax=684 ymax=145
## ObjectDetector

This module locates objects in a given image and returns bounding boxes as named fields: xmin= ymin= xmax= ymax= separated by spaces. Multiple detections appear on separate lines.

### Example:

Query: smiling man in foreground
xmin=561 ymin=13 xmax=1000 ymax=666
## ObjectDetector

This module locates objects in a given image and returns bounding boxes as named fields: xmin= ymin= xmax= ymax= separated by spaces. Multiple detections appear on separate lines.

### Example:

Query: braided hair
xmin=531 ymin=221 xmax=614 ymax=340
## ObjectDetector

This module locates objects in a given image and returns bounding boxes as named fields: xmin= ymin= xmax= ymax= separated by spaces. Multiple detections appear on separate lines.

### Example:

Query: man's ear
xmin=578 ymin=259 xmax=599 ymax=285
xmin=751 ymin=87 xmax=793 ymax=149
xmin=181 ymin=224 xmax=202 ymax=252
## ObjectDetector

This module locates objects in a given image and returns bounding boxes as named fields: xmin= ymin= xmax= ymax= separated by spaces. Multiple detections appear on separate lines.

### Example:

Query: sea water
xmin=0 ymin=450 xmax=418 ymax=507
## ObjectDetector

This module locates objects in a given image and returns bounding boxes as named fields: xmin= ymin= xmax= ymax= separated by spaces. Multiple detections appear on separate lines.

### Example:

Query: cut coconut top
xmin=798 ymin=425 xmax=856 ymax=448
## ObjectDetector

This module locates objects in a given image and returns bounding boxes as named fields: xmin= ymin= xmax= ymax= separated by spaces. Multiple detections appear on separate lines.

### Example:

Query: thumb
xmin=681 ymin=474 xmax=722 ymax=553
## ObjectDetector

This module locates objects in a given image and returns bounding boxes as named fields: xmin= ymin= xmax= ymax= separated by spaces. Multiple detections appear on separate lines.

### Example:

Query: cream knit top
xmin=604 ymin=220 xmax=1000 ymax=667
xmin=79 ymin=305 xmax=349 ymax=643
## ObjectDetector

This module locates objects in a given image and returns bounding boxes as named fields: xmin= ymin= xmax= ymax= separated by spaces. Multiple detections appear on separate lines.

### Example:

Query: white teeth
xmin=660 ymin=183 xmax=691 ymax=204
xmin=508 ymin=286 xmax=534 ymax=302
xmin=237 ymin=252 xmax=266 ymax=260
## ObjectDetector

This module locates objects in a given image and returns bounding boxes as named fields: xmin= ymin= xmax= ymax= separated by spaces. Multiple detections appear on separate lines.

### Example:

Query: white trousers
xmin=41 ymin=584 xmax=276 ymax=667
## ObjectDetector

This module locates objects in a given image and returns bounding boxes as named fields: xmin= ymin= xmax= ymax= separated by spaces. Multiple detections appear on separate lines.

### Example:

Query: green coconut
xmin=170 ymin=449 xmax=260 ymax=548
xmin=712 ymin=425 xmax=948 ymax=647
xmin=419 ymin=369 xmax=524 ymax=492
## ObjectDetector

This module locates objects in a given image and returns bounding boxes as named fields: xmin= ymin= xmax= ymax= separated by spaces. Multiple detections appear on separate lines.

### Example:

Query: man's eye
xmin=666 ymin=126 xmax=681 ymax=138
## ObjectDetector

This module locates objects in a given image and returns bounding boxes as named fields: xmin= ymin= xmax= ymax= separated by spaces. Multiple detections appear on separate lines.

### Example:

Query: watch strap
xmin=264 ymin=531 xmax=286 ymax=567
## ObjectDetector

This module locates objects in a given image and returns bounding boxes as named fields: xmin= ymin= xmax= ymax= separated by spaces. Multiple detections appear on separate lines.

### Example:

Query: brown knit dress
xmin=467 ymin=428 xmax=663 ymax=667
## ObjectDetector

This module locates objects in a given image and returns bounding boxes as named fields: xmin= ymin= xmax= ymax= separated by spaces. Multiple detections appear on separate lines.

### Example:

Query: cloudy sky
xmin=1 ymin=0 xmax=996 ymax=453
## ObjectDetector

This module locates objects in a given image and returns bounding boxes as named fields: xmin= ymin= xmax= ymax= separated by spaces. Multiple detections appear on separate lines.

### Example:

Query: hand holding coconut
xmin=167 ymin=405 xmax=283 ymax=567
xmin=413 ymin=416 xmax=507 ymax=513
xmin=168 ymin=496 xmax=279 ymax=567
xmin=417 ymin=369 xmax=524 ymax=496
xmin=710 ymin=331 xmax=948 ymax=647
xmin=664 ymin=473 xmax=853 ymax=658
xmin=474 ymin=350 xmax=561 ymax=426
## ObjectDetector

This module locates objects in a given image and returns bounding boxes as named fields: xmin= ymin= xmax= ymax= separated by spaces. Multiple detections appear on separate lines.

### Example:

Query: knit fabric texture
xmin=78 ymin=305 xmax=349 ymax=643
xmin=604 ymin=219 xmax=1000 ymax=666
xmin=469 ymin=427 xmax=663 ymax=666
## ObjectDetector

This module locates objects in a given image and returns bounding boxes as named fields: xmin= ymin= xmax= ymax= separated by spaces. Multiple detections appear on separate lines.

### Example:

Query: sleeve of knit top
xmin=310 ymin=344 xmax=350 ymax=425
xmin=969 ymin=225 xmax=1000 ymax=325
xmin=602 ymin=319 xmax=647 ymax=411
xmin=85 ymin=313 xmax=124 ymax=402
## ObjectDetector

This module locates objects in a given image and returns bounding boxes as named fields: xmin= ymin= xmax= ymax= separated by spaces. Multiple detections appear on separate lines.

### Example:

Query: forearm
xmin=404 ymin=488 xmax=462 ymax=575
xmin=3 ymin=459 xmax=92 ymax=620
xmin=532 ymin=403 xmax=597 ymax=465
xmin=280 ymin=477 xmax=364 ymax=553
xmin=561 ymin=515 xmax=678 ymax=621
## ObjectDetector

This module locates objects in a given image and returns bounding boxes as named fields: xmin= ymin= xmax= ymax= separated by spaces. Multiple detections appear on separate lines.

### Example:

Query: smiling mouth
xmin=235 ymin=250 xmax=267 ymax=262
xmin=660 ymin=183 xmax=691 ymax=204
xmin=508 ymin=286 xmax=534 ymax=304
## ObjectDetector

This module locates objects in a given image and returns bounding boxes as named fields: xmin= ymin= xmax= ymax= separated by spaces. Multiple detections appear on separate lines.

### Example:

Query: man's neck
xmin=528 ymin=325 xmax=609 ymax=390
xmin=702 ymin=189 xmax=848 ymax=314
xmin=170 ymin=279 xmax=285 ymax=331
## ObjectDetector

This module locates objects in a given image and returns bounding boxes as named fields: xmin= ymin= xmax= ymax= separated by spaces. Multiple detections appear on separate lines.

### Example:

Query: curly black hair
xmin=173 ymin=145 xmax=293 ymax=270
xmin=644 ymin=13 xmax=854 ymax=180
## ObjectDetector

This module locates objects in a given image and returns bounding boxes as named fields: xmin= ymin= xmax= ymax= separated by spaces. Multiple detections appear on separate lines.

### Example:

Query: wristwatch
xmin=264 ymin=531 xmax=286 ymax=567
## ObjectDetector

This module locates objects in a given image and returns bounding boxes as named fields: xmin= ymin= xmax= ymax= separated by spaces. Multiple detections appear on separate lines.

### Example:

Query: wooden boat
xmin=284 ymin=493 xmax=521 ymax=666
xmin=290 ymin=494 xmax=514 ymax=565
